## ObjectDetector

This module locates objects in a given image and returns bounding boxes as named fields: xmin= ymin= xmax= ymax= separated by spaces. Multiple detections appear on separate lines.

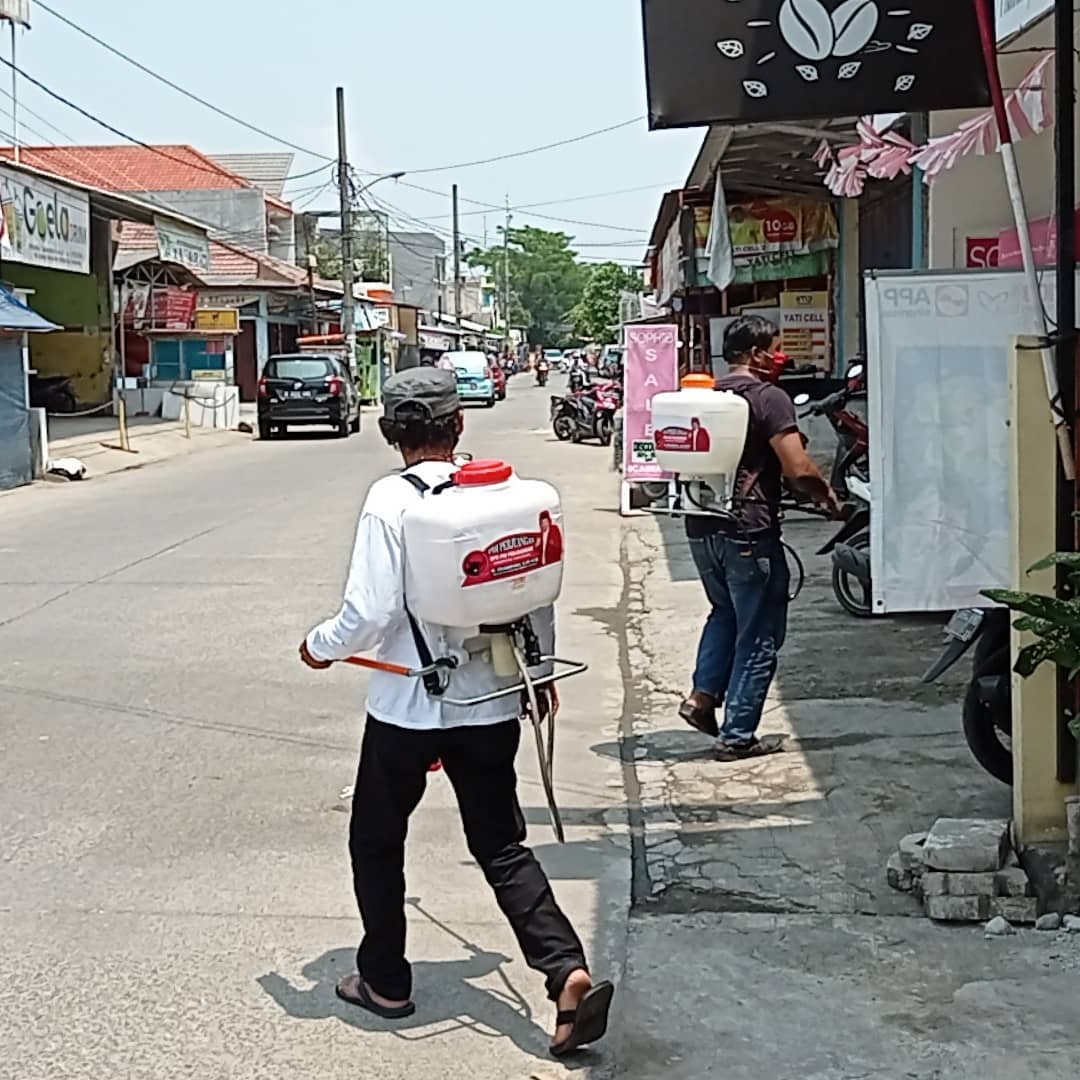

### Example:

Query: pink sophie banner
xmin=623 ymin=323 xmax=678 ymax=482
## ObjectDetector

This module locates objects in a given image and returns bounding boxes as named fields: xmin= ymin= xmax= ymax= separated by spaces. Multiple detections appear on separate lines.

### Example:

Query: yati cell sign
xmin=641 ymin=0 xmax=990 ymax=128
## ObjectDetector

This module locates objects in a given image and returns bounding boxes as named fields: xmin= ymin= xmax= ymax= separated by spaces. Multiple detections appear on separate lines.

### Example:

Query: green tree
xmin=312 ymin=235 xmax=342 ymax=280
xmin=469 ymin=225 xmax=586 ymax=345
xmin=572 ymin=262 xmax=643 ymax=342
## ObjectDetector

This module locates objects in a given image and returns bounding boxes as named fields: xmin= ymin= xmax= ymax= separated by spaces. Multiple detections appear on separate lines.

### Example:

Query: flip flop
xmin=679 ymin=700 xmax=719 ymax=738
xmin=714 ymin=734 xmax=786 ymax=762
xmin=550 ymin=980 xmax=615 ymax=1058
xmin=335 ymin=973 xmax=416 ymax=1019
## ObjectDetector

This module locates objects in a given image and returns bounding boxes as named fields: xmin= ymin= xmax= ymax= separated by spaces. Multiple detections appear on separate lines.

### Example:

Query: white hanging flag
xmin=706 ymin=168 xmax=733 ymax=292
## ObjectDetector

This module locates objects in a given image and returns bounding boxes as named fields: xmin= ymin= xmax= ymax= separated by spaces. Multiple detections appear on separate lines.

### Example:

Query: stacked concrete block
xmin=886 ymin=819 xmax=1037 ymax=924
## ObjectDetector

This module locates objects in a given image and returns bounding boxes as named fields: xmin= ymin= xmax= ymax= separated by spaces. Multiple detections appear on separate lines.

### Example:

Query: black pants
xmin=349 ymin=716 xmax=587 ymax=1003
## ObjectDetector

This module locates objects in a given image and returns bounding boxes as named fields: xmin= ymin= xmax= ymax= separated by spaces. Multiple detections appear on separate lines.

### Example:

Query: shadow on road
xmin=257 ymin=946 xmax=595 ymax=1068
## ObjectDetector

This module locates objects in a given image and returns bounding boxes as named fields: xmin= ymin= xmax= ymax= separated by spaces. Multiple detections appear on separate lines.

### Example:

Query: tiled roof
xmin=0 ymin=144 xmax=252 ymax=193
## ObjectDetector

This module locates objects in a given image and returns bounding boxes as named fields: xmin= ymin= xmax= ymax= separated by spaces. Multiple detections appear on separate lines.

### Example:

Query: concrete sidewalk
xmin=44 ymin=409 xmax=256 ymax=479
xmin=611 ymin=514 xmax=1080 ymax=1078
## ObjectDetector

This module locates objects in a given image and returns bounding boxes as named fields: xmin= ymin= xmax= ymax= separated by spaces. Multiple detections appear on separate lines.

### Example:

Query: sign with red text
xmin=965 ymin=236 xmax=1000 ymax=269
xmin=623 ymin=323 xmax=679 ymax=482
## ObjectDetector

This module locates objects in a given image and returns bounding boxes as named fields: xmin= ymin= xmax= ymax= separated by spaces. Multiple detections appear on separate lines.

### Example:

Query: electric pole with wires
xmin=503 ymin=194 xmax=512 ymax=352
xmin=452 ymin=183 xmax=462 ymax=327
xmin=336 ymin=86 xmax=356 ymax=360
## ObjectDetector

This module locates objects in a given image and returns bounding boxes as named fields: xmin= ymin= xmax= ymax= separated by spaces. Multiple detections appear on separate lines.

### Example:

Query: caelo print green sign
xmin=641 ymin=0 xmax=991 ymax=128
xmin=0 ymin=165 xmax=90 ymax=273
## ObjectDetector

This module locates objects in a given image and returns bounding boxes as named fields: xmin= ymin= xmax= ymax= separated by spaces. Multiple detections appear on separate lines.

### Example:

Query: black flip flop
xmin=679 ymin=700 xmax=719 ymax=738
xmin=714 ymin=734 xmax=786 ymax=762
xmin=550 ymin=980 xmax=615 ymax=1058
xmin=335 ymin=973 xmax=416 ymax=1019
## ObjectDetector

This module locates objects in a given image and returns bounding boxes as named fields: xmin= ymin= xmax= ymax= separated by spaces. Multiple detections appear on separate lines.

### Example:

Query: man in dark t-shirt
xmin=681 ymin=316 xmax=839 ymax=761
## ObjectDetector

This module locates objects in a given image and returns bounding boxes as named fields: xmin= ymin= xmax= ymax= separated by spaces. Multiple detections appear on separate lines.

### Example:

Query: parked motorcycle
xmin=923 ymin=608 xmax=1012 ymax=784
xmin=794 ymin=370 xmax=874 ymax=617
xmin=551 ymin=381 xmax=621 ymax=445
xmin=28 ymin=373 xmax=77 ymax=414
xmin=803 ymin=361 xmax=869 ymax=498
xmin=820 ymin=474 xmax=873 ymax=617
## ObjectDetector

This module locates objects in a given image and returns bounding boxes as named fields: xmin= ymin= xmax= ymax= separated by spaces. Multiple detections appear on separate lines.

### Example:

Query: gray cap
xmin=382 ymin=367 xmax=460 ymax=420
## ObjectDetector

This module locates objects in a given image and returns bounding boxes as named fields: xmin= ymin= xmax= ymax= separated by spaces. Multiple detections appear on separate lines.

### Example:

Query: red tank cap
xmin=455 ymin=459 xmax=513 ymax=486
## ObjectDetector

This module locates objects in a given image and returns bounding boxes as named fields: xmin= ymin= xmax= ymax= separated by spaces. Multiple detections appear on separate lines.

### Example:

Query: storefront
xmin=0 ymin=161 xmax=210 ymax=408
xmin=418 ymin=321 xmax=463 ymax=365
xmin=648 ymin=161 xmax=844 ymax=376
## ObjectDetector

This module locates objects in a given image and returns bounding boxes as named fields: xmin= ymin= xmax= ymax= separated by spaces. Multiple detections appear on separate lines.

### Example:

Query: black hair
xmin=378 ymin=407 xmax=461 ymax=453
xmin=723 ymin=315 xmax=779 ymax=366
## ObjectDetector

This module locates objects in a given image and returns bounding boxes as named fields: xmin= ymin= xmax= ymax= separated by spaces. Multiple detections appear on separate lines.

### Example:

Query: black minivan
xmin=257 ymin=354 xmax=361 ymax=440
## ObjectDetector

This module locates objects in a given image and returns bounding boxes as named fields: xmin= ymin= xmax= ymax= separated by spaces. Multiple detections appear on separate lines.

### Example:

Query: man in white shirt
xmin=300 ymin=368 xmax=612 ymax=1057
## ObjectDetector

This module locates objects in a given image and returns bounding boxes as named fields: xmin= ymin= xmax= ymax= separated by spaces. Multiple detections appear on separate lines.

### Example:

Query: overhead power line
xmin=33 ymin=0 xmax=335 ymax=171
xmin=391 ymin=116 xmax=644 ymax=175
xmin=34 ymin=1 xmax=644 ymax=185
xmin=0 ymin=57 xmax=309 ymax=190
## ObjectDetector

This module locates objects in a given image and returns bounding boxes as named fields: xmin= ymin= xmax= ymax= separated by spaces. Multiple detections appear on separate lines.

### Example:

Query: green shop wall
xmin=3 ymin=262 xmax=111 ymax=404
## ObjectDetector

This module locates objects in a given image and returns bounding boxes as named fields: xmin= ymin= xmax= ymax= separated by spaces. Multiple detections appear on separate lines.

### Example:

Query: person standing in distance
xmin=679 ymin=316 xmax=841 ymax=761
xmin=299 ymin=368 xmax=613 ymax=1057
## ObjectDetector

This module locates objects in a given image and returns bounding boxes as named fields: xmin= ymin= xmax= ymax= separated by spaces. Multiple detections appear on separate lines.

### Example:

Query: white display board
xmin=865 ymin=270 xmax=1069 ymax=614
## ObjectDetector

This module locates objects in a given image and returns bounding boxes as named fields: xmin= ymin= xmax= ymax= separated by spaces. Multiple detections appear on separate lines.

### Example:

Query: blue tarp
xmin=0 ymin=286 xmax=58 ymax=332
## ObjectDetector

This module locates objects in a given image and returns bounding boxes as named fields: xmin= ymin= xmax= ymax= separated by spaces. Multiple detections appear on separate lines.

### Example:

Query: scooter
xmin=536 ymin=361 xmax=550 ymax=387
xmin=820 ymin=474 xmax=873 ymax=617
xmin=568 ymin=367 xmax=587 ymax=393
xmin=922 ymin=608 xmax=1012 ymax=784
xmin=550 ymin=382 xmax=621 ymax=446
xmin=801 ymin=361 xmax=869 ymax=498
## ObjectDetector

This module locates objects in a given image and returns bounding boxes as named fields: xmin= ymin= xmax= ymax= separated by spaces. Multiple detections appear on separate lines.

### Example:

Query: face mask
xmin=749 ymin=349 xmax=789 ymax=382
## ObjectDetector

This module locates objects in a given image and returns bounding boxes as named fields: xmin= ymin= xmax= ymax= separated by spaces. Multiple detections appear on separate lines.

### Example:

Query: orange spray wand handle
xmin=340 ymin=655 xmax=414 ymax=678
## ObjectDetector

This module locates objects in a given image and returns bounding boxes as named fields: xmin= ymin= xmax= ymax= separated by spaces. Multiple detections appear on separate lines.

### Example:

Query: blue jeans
xmin=688 ymin=532 xmax=790 ymax=744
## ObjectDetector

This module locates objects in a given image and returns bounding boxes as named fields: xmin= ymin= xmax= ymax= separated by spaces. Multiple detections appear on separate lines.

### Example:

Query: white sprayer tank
xmin=402 ymin=459 xmax=564 ymax=628
xmin=651 ymin=374 xmax=749 ymax=480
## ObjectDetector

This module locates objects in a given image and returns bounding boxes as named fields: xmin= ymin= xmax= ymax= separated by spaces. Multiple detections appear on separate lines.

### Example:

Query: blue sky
xmin=12 ymin=0 xmax=702 ymax=262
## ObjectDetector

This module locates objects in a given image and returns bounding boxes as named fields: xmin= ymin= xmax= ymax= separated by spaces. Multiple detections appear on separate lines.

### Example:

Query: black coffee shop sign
xmin=641 ymin=0 xmax=991 ymax=128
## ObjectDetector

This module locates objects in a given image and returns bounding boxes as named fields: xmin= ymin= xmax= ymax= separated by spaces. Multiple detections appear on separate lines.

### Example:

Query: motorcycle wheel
xmin=962 ymin=646 xmax=1013 ymax=785
xmin=553 ymin=415 xmax=574 ymax=441
xmin=597 ymin=415 xmax=614 ymax=446
xmin=831 ymin=532 xmax=874 ymax=618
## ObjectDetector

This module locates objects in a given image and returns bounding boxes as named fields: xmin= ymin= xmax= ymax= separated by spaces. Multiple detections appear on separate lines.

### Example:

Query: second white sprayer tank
xmin=651 ymin=374 xmax=749 ymax=481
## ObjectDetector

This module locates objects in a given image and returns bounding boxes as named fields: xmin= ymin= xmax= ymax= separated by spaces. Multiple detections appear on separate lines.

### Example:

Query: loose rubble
xmin=984 ymin=915 xmax=1014 ymax=937
xmin=885 ymin=817 xmax=1039 ymax=924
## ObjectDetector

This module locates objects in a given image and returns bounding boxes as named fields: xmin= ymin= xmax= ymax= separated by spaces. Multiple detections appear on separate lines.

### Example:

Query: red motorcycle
xmin=796 ymin=361 xmax=868 ymax=500
xmin=551 ymin=380 xmax=622 ymax=445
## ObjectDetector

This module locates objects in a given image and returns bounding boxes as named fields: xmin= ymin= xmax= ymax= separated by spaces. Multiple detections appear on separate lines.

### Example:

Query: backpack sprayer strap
xmin=399 ymin=470 xmax=454 ymax=696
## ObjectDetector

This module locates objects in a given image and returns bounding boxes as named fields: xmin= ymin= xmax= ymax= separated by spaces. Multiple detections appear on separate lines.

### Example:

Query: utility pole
xmin=503 ymin=194 xmax=512 ymax=351
xmin=435 ymin=256 xmax=444 ymax=318
xmin=452 ymin=183 xmax=462 ymax=327
xmin=1054 ymin=0 xmax=1078 ymax=784
xmin=336 ymin=87 xmax=355 ymax=360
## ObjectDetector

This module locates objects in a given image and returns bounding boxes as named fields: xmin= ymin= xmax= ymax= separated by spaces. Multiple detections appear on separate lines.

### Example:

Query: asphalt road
xmin=0 ymin=379 xmax=629 ymax=1080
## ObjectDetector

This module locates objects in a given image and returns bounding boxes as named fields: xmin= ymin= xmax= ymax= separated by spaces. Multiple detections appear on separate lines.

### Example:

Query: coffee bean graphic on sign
xmin=641 ymin=1 xmax=989 ymax=128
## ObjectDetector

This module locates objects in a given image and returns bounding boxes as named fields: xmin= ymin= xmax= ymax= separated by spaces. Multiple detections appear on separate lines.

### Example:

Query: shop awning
xmin=685 ymin=119 xmax=860 ymax=199
xmin=0 ymin=286 xmax=58 ymax=332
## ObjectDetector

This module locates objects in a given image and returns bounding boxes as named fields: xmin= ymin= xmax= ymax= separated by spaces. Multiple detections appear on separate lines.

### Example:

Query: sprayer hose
xmin=511 ymin=643 xmax=565 ymax=844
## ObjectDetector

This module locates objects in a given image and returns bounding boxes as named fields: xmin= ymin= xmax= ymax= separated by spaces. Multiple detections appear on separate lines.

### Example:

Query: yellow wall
xmin=29 ymin=331 xmax=112 ymax=405
xmin=1009 ymin=336 xmax=1080 ymax=844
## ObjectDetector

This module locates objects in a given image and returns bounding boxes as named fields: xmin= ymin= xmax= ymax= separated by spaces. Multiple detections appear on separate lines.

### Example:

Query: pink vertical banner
xmin=623 ymin=323 xmax=678 ymax=482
